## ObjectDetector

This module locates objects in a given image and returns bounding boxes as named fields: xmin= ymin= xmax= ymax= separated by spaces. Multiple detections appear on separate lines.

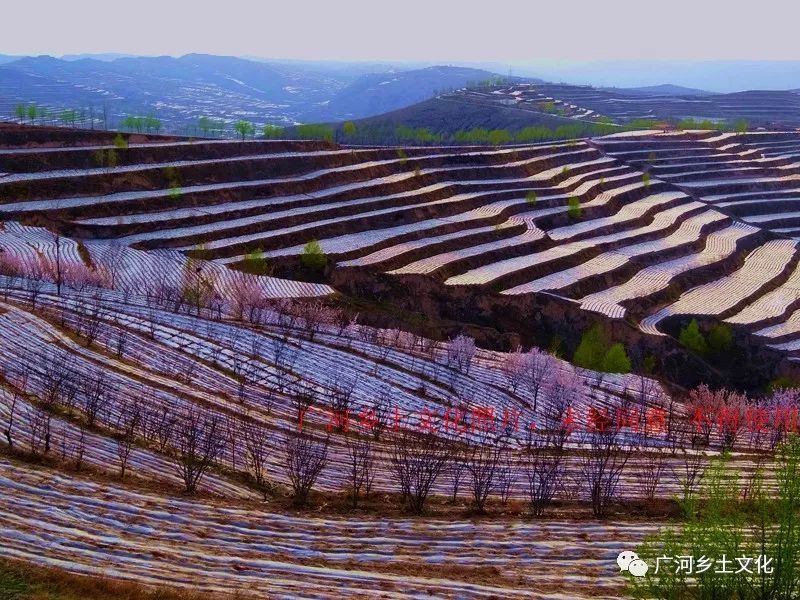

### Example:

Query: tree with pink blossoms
xmin=501 ymin=346 xmax=526 ymax=394
xmin=447 ymin=334 xmax=475 ymax=374
xmin=522 ymin=347 xmax=556 ymax=413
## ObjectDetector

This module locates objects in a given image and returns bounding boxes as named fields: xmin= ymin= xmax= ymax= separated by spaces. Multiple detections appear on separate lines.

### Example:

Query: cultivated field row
xmin=5 ymin=126 xmax=800 ymax=357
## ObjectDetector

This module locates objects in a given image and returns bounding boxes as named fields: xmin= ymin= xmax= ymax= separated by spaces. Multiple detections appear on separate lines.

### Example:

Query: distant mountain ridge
xmin=0 ymin=54 xmax=515 ymax=131
xmin=314 ymin=65 xmax=529 ymax=120
xmin=507 ymin=59 xmax=800 ymax=93
xmin=2 ymin=53 xmax=798 ymax=136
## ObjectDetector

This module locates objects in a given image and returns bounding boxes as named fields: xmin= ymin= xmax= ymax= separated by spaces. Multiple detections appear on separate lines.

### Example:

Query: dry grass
xmin=0 ymin=559 xmax=245 ymax=600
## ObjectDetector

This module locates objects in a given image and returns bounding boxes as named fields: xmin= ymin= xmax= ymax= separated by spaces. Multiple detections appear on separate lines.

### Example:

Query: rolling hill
xmin=313 ymin=65 xmax=523 ymax=120
xmin=0 ymin=55 xmax=512 ymax=132
xmin=2 ymin=121 xmax=800 ymax=388
xmin=0 ymin=121 xmax=798 ymax=599
xmin=339 ymin=82 xmax=800 ymax=144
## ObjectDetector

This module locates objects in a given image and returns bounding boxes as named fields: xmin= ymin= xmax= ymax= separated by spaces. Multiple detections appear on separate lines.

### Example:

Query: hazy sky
xmin=3 ymin=0 xmax=800 ymax=62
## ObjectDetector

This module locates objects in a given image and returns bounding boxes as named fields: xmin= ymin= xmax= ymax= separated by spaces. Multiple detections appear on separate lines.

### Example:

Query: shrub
xmin=642 ymin=354 xmax=657 ymax=375
xmin=525 ymin=191 xmax=537 ymax=206
xmin=198 ymin=116 xmax=226 ymax=136
xmin=567 ymin=196 xmax=582 ymax=220
xmin=601 ymin=343 xmax=632 ymax=374
xmin=395 ymin=125 xmax=440 ymax=144
xmin=549 ymin=335 xmax=564 ymax=358
xmin=295 ymin=124 xmax=334 ymax=142
xmin=767 ymin=376 xmax=800 ymax=392
xmin=113 ymin=134 xmax=128 ymax=149
xmin=487 ymin=129 xmax=512 ymax=145
xmin=342 ymin=121 xmax=357 ymax=137
xmin=573 ymin=324 xmax=607 ymax=370
xmin=707 ymin=322 xmax=734 ymax=355
xmin=630 ymin=438 xmax=800 ymax=599
xmin=573 ymin=326 xmax=632 ymax=374
xmin=642 ymin=172 xmax=651 ymax=188
xmin=301 ymin=239 xmax=327 ymax=271
xmin=538 ymin=101 xmax=556 ymax=113
xmin=234 ymin=120 xmax=255 ymax=140
xmin=679 ymin=319 xmax=708 ymax=356
xmin=242 ymin=248 xmax=268 ymax=270
xmin=263 ymin=124 xmax=285 ymax=139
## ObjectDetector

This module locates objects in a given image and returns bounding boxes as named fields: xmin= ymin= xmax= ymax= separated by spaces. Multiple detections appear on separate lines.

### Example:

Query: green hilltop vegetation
xmin=12 ymin=89 xmax=750 ymax=145
xmin=217 ymin=116 xmax=750 ymax=146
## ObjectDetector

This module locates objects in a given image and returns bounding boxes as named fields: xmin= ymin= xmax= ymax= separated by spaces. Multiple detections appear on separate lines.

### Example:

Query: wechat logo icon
xmin=618 ymin=551 xmax=649 ymax=577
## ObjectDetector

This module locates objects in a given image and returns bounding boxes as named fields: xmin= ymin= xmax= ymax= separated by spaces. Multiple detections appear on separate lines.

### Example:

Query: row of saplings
xmin=1 ymin=355 xmax=638 ymax=517
xmin=278 ymin=385 xmax=799 ymax=518
xmin=2 ymin=346 xmax=797 ymax=518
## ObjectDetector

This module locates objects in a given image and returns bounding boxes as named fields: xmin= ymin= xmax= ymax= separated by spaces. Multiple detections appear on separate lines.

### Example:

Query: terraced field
xmin=0 ymin=251 xmax=680 ymax=598
xmin=439 ymin=83 xmax=800 ymax=128
xmin=5 ymin=123 xmax=800 ymax=597
xmin=0 ymin=255 xmax=780 ymax=598
xmin=6 ymin=124 xmax=800 ymax=369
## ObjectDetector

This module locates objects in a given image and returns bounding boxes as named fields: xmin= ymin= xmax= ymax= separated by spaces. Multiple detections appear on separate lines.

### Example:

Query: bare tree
xmin=52 ymin=230 xmax=64 ymax=296
xmin=274 ymin=298 xmax=300 ymax=330
xmin=283 ymin=429 xmax=329 ymax=506
xmin=298 ymin=300 xmax=332 ymax=342
xmin=464 ymin=430 xmax=504 ymax=513
xmin=526 ymin=425 xmax=568 ymax=517
xmin=81 ymin=372 xmax=109 ymax=428
xmin=224 ymin=415 xmax=241 ymax=472
xmin=333 ymin=309 xmax=354 ymax=338
xmin=243 ymin=419 xmax=271 ymax=498
xmin=272 ymin=334 xmax=299 ymax=397
xmin=448 ymin=447 xmax=467 ymax=502
xmin=230 ymin=336 xmax=258 ymax=405
xmin=98 ymin=241 xmax=127 ymax=289
xmin=673 ymin=419 xmax=707 ymax=506
xmin=37 ymin=364 xmax=75 ymax=455
xmin=665 ymin=394 xmax=680 ymax=453
xmin=113 ymin=327 xmax=129 ymax=358
xmin=496 ymin=450 xmax=518 ymax=505
xmin=25 ymin=403 xmax=48 ymax=456
xmin=75 ymin=292 xmax=105 ymax=347
xmin=73 ymin=421 xmax=87 ymax=471
xmin=370 ymin=386 xmax=391 ymax=441
xmin=580 ymin=398 xmax=636 ymax=518
xmin=292 ymin=384 xmax=316 ymax=427
xmin=115 ymin=397 xmax=142 ymax=480
xmin=345 ymin=434 xmax=375 ymax=508
xmin=389 ymin=429 xmax=452 ymax=514
xmin=151 ymin=403 xmax=177 ymax=453
xmin=2 ymin=363 xmax=29 ymax=450
xmin=633 ymin=446 xmax=669 ymax=502
xmin=329 ymin=374 xmax=357 ymax=432
xmin=173 ymin=407 xmax=225 ymax=494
